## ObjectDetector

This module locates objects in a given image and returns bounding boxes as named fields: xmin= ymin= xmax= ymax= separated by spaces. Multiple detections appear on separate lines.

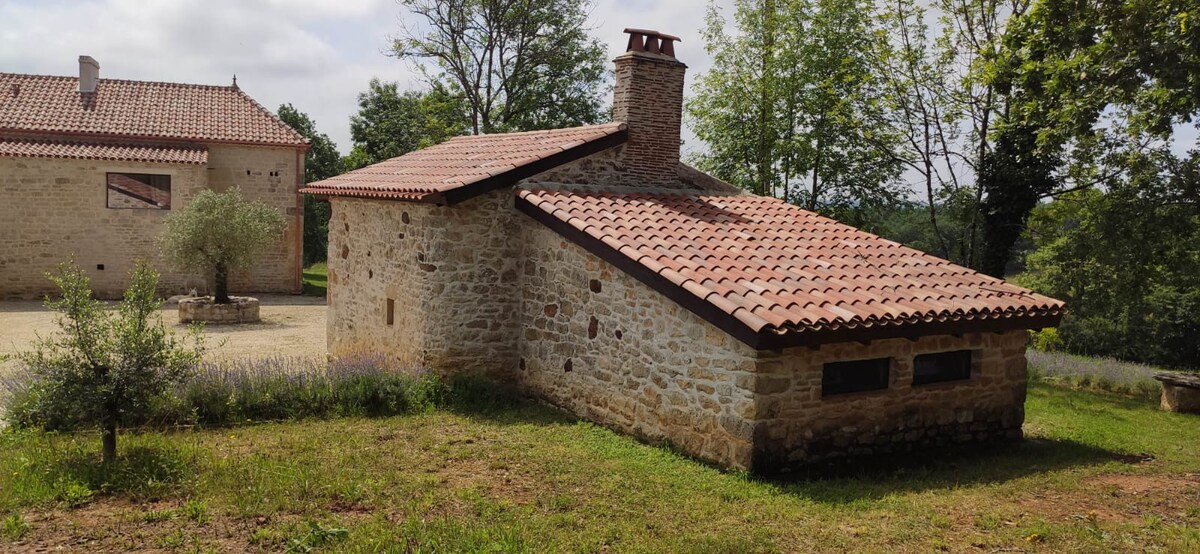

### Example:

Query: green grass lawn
xmin=302 ymin=263 xmax=327 ymax=297
xmin=1 ymin=383 xmax=1198 ymax=552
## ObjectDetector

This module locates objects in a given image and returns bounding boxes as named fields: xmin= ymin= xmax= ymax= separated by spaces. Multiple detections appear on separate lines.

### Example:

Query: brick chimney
xmin=78 ymin=55 xmax=99 ymax=93
xmin=613 ymin=29 xmax=686 ymax=187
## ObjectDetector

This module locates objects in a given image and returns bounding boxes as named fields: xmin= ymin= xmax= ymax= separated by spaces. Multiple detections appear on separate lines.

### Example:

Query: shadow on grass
xmin=43 ymin=442 xmax=196 ymax=502
xmin=759 ymin=437 xmax=1136 ymax=504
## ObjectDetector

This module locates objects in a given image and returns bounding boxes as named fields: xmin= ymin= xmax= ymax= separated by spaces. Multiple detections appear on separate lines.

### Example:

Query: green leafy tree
xmin=346 ymin=79 xmax=468 ymax=169
xmin=1018 ymin=164 xmax=1200 ymax=368
xmin=689 ymin=0 xmax=904 ymax=216
xmin=392 ymin=0 xmax=608 ymax=134
xmin=978 ymin=0 xmax=1200 ymax=276
xmin=276 ymin=104 xmax=342 ymax=266
xmin=160 ymin=189 xmax=287 ymax=304
xmin=11 ymin=263 xmax=202 ymax=463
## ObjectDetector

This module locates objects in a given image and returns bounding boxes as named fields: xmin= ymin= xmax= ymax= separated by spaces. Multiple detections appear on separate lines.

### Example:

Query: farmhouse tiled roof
xmin=0 ymin=73 xmax=308 ymax=146
xmin=517 ymin=186 xmax=1065 ymax=348
xmin=300 ymin=123 xmax=628 ymax=205
xmin=0 ymin=137 xmax=208 ymax=165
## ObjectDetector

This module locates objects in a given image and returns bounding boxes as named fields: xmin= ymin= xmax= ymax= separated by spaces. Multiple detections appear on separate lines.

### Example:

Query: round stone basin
xmin=178 ymin=296 xmax=261 ymax=324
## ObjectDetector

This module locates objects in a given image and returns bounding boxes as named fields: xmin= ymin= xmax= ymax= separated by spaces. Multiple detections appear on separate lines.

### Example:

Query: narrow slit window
xmin=106 ymin=173 xmax=171 ymax=209
xmin=913 ymin=350 xmax=974 ymax=385
xmin=822 ymin=358 xmax=890 ymax=397
xmin=386 ymin=298 xmax=395 ymax=326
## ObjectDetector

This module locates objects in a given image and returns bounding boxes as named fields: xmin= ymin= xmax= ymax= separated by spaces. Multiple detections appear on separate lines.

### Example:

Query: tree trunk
xmin=102 ymin=419 xmax=117 ymax=464
xmin=214 ymin=263 xmax=231 ymax=304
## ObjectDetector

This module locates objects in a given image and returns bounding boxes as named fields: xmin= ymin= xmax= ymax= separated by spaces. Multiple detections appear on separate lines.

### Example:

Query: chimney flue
xmin=612 ymin=29 xmax=686 ymax=187
xmin=78 ymin=55 xmax=99 ymax=93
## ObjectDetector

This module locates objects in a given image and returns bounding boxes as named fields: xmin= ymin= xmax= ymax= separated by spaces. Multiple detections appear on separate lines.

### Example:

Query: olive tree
xmin=13 ymin=262 xmax=202 ymax=463
xmin=161 ymin=188 xmax=287 ymax=304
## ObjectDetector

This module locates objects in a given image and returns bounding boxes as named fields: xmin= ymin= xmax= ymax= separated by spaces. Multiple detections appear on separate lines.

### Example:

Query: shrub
xmin=1030 ymin=328 xmax=1063 ymax=352
xmin=5 ymin=262 xmax=202 ymax=463
xmin=6 ymin=355 xmax=454 ymax=430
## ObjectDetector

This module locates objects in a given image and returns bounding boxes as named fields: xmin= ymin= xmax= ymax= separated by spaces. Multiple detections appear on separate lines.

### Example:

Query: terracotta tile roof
xmin=0 ymin=137 xmax=207 ymax=165
xmin=300 ymin=123 xmax=627 ymax=205
xmin=517 ymin=187 xmax=1065 ymax=348
xmin=0 ymin=73 xmax=307 ymax=146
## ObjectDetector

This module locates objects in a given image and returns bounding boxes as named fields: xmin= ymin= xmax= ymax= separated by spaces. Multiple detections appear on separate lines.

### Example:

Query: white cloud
xmin=0 ymin=0 xmax=727 ymax=154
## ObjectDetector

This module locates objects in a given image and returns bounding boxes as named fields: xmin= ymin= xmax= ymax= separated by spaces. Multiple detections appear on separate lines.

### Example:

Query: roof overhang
xmin=301 ymin=126 xmax=628 ymax=206
xmin=515 ymin=193 xmax=1064 ymax=351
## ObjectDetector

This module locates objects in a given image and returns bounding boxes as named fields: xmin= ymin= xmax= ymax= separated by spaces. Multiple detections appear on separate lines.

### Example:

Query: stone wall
xmin=751 ymin=331 xmax=1030 ymax=470
xmin=206 ymin=144 xmax=302 ymax=295
xmin=326 ymin=191 xmax=522 ymax=374
xmin=517 ymin=221 xmax=762 ymax=469
xmin=0 ymin=156 xmax=208 ymax=299
xmin=514 ymin=215 xmax=1030 ymax=471
xmin=0 ymin=144 xmax=302 ymax=299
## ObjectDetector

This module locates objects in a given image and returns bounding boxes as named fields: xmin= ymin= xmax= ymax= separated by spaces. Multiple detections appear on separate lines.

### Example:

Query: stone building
xmin=0 ymin=56 xmax=307 ymax=299
xmin=303 ymin=30 xmax=1065 ymax=471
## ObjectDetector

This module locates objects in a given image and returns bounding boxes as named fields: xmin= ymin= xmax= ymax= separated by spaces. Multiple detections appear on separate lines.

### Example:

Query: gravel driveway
xmin=1 ymin=294 xmax=328 ymax=374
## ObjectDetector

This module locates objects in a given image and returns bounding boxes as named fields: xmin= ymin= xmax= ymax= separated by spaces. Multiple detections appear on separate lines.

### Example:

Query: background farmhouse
xmin=0 ymin=56 xmax=307 ymax=299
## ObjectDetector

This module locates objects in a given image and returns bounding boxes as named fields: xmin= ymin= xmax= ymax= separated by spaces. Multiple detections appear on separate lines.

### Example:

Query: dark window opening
xmin=386 ymin=298 xmax=395 ymax=326
xmin=913 ymin=350 xmax=974 ymax=385
xmin=822 ymin=358 xmax=890 ymax=397
xmin=106 ymin=173 xmax=171 ymax=209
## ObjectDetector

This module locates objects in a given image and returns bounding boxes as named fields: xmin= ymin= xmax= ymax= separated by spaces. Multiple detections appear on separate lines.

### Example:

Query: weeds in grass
xmin=53 ymin=478 xmax=93 ymax=507
xmin=286 ymin=520 xmax=349 ymax=553
xmin=183 ymin=498 xmax=209 ymax=524
xmin=142 ymin=508 xmax=174 ymax=523
xmin=1 ymin=512 xmax=28 ymax=540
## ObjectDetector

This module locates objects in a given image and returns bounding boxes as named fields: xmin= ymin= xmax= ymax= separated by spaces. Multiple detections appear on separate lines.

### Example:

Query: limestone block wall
xmin=326 ymin=191 xmax=522 ymax=374
xmin=517 ymin=221 xmax=762 ymax=469
xmin=751 ymin=331 xmax=1030 ymax=469
xmin=0 ymin=144 xmax=302 ymax=299
xmin=0 ymin=156 xmax=208 ymax=299
xmin=205 ymin=144 xmax=302 ymax=295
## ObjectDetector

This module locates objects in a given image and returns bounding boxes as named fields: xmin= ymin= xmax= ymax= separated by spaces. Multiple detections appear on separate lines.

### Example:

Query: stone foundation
xmin=178 ymin=296 xmax=260 ymax=324
xmin=1156 ymin=373 xmax=1200 ymax=413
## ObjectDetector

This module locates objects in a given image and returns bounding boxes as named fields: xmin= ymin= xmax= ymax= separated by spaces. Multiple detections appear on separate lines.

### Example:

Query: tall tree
xmin=876 ymin=0 xmax=966 ymax=261
xmin=277 ymin=104 xmax=341 ymax=266
xmin=346 ymin=79 xmax=468 ymax=169
xmin=977 ymin=0 xmax=1200 ymax=276
xmin=689 ymin=0 xmax=904 ymax=217
xmin=392 ymin=0 xmax=608 ymax=134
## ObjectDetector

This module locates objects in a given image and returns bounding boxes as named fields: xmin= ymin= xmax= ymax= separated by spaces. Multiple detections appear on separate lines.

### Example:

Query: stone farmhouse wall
xmin=0 ymin=144 xmax=301 ymax=299
xmin=206 ymin=145 xmax=302 ymax=295
xmin=322 ymin=153 xmax=1031 ymax=470
xmin=751 ymin=331 xmax=1029 ymax=468
xmin=0 ymin=156 xmax=208 ymax=298
xmin=518 ymin=222 xmax=762 ymax=468
xmin=326 ymin=191 xmax=522 ymax=374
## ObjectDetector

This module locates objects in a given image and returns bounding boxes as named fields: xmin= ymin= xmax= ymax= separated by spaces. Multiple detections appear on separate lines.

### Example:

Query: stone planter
xmin=178 ymin=296 xmax=260 ymax=324
xmin=1154 ymin=372 xmax=1200 ymax=414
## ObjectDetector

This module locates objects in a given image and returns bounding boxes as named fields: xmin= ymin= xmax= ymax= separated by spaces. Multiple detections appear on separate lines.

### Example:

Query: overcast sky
xmin=2 ymin=0 xmax=1191 ymax=166
xmin=0 ymin=0 xmax=726 ymax=155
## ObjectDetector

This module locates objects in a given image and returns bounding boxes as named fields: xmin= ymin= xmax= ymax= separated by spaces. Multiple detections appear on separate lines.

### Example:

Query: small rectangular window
xmin=386 ymin=298 xmax=395 ymax=326
xmin=913 ymin=350 xmax=974 ymax=385
xmin=106 ymin=173 xmax=171 ymax=209
xmin=822 ymin=357 xmax=890 ymax=396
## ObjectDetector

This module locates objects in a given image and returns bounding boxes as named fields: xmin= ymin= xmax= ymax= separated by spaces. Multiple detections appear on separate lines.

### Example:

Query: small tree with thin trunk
xmin=161 ymin=188 xmax=287 ymax=304
xmin=14 ymin=262 xmax=202 ymax=464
